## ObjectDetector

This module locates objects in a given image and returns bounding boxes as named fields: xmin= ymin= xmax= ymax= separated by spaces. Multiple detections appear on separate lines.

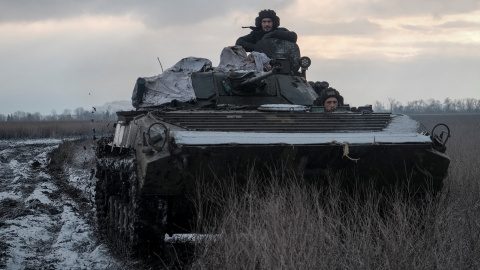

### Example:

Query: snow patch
xmin=0 ymin=139 xmax=62 ymax=147
xmin=0 ymin=191 xmax=21 ymax=201
xmin=25 ymin=183 xmax=57 ymax=205
xmin=170 ymin=114 xmax=432 ymax=145
xmin=0 ymin=139 xmax=121 ymax=269
xmin=44 ymin=205 xmax=114 ymax=269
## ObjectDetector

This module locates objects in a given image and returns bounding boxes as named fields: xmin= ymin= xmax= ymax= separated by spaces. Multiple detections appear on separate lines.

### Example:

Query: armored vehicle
xmin=95 ymin=39 xmax=450 ymax=256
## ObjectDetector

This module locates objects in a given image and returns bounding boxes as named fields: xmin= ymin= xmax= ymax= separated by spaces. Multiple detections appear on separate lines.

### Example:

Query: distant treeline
xmin=1 ymin=98 xmax=479 ymax=121
xmin=375 ymin=98 xmax=480 ymax=114
xmin=0 ymin=107 xmax=118 ymax=122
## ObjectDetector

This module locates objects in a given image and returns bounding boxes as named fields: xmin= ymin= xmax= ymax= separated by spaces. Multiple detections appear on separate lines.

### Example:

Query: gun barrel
xmin=239 ymin=71 xmax=274 ymax=86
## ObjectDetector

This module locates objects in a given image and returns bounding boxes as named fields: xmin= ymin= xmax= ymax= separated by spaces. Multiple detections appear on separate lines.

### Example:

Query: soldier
xmin=236 ymin=9 xmax=297 ymax=52
xmin=316 ymin=88 xmax=344 ymax=112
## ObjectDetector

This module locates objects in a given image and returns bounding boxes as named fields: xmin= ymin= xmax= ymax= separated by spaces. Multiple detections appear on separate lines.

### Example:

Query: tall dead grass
xmin=192 ymin=114 xmax=480 ymax=269
xmin=0 ymin=120 xmax=114 ymax=139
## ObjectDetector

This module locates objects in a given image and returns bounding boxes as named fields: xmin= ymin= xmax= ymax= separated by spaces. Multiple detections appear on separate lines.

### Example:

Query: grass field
xmin=192 ymin=114 xmax=480 ymax=269
xmin=0 ymin=120 xmax=114 ymax=140
xmin=4 ymin=114 xmax=478 ymax=269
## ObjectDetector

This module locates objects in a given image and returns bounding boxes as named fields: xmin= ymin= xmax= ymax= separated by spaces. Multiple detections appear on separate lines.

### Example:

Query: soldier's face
xmin=261 ymin=18 xmax=273 ymax=32
xmin=324 ymin=97 xmax=338 ymax=112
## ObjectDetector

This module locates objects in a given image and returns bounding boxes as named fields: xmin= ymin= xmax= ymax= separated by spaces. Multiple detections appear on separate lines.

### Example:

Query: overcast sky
xmin=1 ymin=0 xmax=479 ymax=115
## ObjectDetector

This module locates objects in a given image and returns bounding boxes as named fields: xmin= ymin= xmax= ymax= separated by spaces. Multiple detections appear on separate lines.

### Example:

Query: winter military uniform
xmin=315 ymin=87 xmax=344 ymax=107
xmin=235 ymin=9 xmax=297 ymax=52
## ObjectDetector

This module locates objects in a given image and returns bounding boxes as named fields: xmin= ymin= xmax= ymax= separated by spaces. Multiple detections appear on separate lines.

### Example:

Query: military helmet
xmin=255 ymin=9 xmax=280 ymax=29
xmin=316 ymin=87 xmax=344 ymax=106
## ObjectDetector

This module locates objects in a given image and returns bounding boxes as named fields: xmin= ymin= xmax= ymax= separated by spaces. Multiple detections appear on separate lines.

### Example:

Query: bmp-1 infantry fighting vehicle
xmin=95 ymin=39 xmax=451 ymax=256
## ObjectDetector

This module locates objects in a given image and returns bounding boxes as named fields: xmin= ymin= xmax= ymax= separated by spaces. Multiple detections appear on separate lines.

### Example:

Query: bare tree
xmin=374 ymin=101 xmax=386 ymax=112
xmin=388 ymin=98 xmax=396 ymax=113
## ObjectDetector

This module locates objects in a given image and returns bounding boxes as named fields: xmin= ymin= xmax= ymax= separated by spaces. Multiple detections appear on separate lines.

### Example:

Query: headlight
xmin=299 ymin=56 xmax=311 ymax=69
xmin=147 ymin=122 xmax=169 ymax=152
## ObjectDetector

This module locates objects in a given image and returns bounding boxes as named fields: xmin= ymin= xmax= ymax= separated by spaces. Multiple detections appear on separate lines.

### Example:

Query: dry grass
xmin=0 ymin=120 xmax=114 ymax=139
xmin=192 ymin=114 xmax=480 ymax=269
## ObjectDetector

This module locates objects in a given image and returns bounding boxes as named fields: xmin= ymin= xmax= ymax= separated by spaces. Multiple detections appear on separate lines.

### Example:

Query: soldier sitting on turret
xmin=236 ymin=9 xmax=297 ymax=52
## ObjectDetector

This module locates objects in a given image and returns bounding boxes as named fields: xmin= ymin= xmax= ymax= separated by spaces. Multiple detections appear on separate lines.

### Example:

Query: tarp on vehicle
xmin=132 ymin=57 xmax=212 ymax=108
xmin=214 ymin=45 xmax=271 ymax=72
xmin=132 ymin=46 xmax=270 ymax=108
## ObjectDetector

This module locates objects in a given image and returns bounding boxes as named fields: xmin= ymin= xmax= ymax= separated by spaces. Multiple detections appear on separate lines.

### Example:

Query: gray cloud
xmin=2 ymin=1 xmax=479 ymax=26
xmin=1 ymin=0 xmax=479 ymax=115
xmin=301 ymin=19 xmax=382 ymax=36
xmin=355 ymin=0 xmax=480 ymax=18
xmin=400 ymin=24 xmax=431 ymax=32
xmin=0 ymin=0 xmax=291 ymax=27
xmin=308 ymin=54 xmax=480 ymax=107
xmin=437 ymin=20 xmax=480 ymax=29
xmin=402 ymin=20 xmax=480 ymax=32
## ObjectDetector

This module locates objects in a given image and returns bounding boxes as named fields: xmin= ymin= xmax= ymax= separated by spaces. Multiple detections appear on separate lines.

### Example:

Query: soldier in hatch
xmin=316 ymin=88 xmax=344 ymax=112
xmin=236 ymin=9 xmax=297 ymax=52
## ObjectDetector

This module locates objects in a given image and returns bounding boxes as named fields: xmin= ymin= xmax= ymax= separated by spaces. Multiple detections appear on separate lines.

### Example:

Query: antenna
xmin=157 ymin=57 xmax=164 ymax=73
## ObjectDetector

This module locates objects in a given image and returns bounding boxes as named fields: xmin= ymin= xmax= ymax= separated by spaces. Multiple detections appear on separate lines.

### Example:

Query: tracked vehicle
xmin=95 ymin=39 xmax=451 ymax=256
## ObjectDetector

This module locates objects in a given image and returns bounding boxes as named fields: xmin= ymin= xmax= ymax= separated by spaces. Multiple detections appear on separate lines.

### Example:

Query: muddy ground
xmin=0 ymin=138 xmax=195 ymax=269
xmin=0 ymin=138 xmax=126 ymax=269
